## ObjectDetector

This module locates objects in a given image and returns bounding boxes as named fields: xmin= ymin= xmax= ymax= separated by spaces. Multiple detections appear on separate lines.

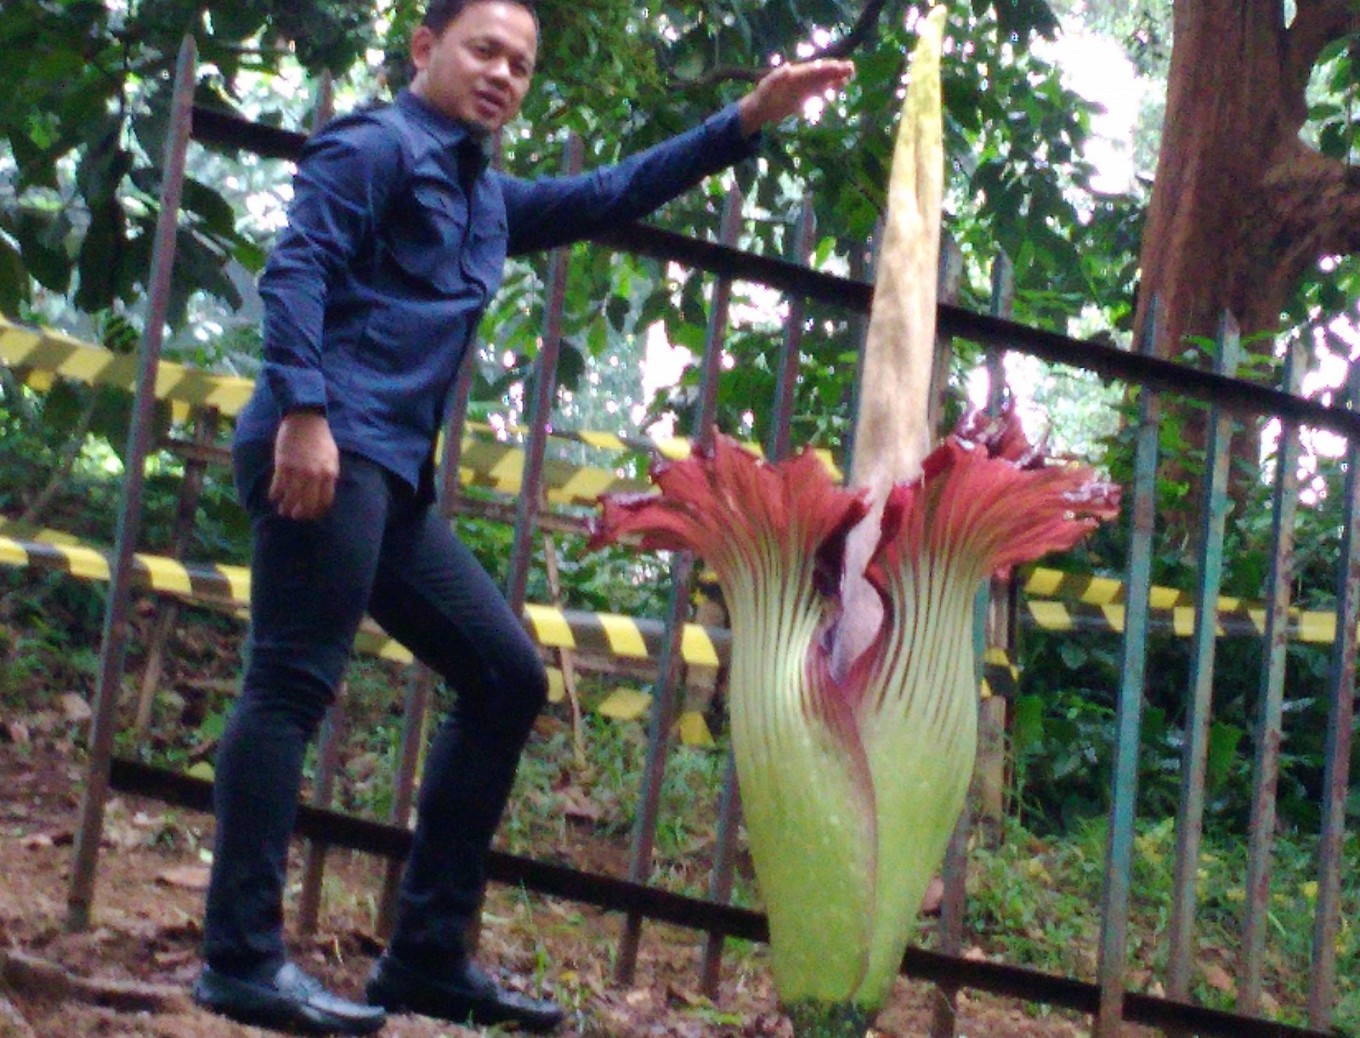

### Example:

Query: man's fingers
xmin=268 ymin=467 xmax=335 ymax=520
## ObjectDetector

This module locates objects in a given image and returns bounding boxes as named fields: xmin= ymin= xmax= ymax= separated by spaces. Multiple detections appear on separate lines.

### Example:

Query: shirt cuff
xmin=264 ymin=364 xmax=327 ymax=415
xmin=712 ymin=102 xmax=763 ymax=161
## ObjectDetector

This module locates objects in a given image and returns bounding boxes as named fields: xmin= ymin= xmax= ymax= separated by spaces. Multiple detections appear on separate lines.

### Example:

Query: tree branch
xmin=1264 ymin=139 xmax=1360 ymax=270
xmin=0 ymin=950 xmax=191 ymax=1015
xmin=676 ymin=0 xmax=892 ymax=88
xmin=1284 ymin=0 xmax=1360 ymax=99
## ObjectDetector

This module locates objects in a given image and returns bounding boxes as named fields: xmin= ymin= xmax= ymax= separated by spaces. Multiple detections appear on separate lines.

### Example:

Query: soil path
xmin=0 ymin=738 xmax=1121 ymax=1037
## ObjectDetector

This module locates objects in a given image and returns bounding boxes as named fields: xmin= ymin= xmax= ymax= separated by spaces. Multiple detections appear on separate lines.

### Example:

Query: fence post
xmin=67 ymin=35 xmax=197 ymax=932
xmin=376 ymin=667 xmax=434 ymax=940
xmin=699 ymin=196 xmax=814 ymax=996
xmin=505 ymin=134 xmax=583 ymax=612
xmin=1094 ymin=299 xmax=1162 ymax=1037
xmin=841 ymin=221 xmax=880 ymax=477
xmin=972 ymin=252 xmax=1014 ymax=849
xmin=1306 ymin=354 xmax=1360 ymax=1030
xmin=931 ymin=250 xmax=1012 ymax=1038
xmin=298 ymin=681 xmax=347 ymax=935
xmin=1166 ymin=312 xmax=1241 ymax=1018
xmin=616 ymin=186 xmax=743 ymax=985
xmin=132 ymin=406 xmax=221 ymax=735
xmin=1238 ymin=335 xmax=1305 ymax=1014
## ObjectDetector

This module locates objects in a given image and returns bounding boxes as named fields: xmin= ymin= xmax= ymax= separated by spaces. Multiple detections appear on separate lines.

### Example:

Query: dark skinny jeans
xmin=202 ymin=442 xmax=548 ymax=979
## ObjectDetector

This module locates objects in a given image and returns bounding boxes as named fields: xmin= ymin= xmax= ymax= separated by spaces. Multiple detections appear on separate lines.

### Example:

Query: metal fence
xmin=25 ymin=36 xmax=1360 ymax=1038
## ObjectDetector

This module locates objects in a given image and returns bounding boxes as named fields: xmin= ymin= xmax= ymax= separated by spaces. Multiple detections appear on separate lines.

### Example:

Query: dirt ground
xmin=0 ymin=731 xmax=1140 ymax=1038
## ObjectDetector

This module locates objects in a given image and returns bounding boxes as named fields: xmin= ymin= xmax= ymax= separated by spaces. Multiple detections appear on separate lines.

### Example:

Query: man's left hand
xmin=737 ymin=58 xmax=855 ymax=135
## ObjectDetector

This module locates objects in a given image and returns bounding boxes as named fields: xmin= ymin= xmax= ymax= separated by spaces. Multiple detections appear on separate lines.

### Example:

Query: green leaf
xmin=0 ymin=236 xmax=29 ymax=315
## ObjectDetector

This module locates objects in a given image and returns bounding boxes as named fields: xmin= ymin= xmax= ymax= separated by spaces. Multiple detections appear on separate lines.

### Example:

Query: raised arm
xmin=502 ymin=56 xmax=854 ymax=255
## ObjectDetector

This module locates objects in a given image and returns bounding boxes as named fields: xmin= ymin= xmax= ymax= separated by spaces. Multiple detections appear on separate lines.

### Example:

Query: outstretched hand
xmin=737 ymin=58 xmax=855 ymax=135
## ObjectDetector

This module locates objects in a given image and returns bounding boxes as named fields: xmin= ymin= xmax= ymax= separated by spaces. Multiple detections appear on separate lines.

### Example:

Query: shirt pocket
xmin=385 ymin=180 xmax=468 ymax=294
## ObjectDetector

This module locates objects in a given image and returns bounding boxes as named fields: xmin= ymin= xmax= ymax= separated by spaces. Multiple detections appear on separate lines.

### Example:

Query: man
xmin=190 ymin=0 xmax=853 ymax=1034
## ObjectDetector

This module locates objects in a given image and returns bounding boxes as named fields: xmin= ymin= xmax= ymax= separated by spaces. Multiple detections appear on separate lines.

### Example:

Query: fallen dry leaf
xmin=1202 ymin=962 xmax=1235 ymax=995
xmin=154 ymin=865 xmax=211 ymax=891
xmin=59 ymin=693 xmax=92 ymax=724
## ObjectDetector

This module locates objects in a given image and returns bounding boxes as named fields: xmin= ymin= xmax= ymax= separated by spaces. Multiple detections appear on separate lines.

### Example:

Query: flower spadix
xmin=591 ymin=414 xmax=1119 ymax=1037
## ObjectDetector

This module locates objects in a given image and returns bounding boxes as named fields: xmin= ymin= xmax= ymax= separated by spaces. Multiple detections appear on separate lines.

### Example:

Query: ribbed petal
xmin=592 ymin=437 xmax=881 ymax=1000
xmin=590 ymin=415 xmax=1118 ymax=1016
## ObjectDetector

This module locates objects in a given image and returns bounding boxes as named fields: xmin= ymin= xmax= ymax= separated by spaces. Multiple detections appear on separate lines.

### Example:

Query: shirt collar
xmin=396 ymin=89 xmax=492 ymax=175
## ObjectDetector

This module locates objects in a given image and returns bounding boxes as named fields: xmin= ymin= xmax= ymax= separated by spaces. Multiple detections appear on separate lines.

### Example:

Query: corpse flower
xmin=591 ymin=8 xmax=1119 ymax=1036
xmin=591 ymin=414 xmax=1119 ymax=1037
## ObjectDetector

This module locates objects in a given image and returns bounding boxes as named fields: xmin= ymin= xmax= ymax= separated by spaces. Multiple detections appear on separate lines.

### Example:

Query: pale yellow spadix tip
xmin=850 ymin=5 xmax=946 ymax=494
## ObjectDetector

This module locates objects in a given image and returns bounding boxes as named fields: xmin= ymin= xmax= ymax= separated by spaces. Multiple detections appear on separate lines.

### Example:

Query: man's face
xmin=410 ymin=1 xmax=537 ymax=134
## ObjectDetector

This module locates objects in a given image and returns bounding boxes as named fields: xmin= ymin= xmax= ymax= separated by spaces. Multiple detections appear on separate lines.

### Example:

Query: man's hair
xmin=422 ymin=0 xmax=538 ymax=36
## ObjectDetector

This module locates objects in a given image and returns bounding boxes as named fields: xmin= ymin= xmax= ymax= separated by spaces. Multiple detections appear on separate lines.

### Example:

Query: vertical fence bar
xmin=616 ymin=186 xmax=743 ymax=984
xmin=985 ymin=255 xmax=1013 ymax=415
xmin=1166 ymin=313 xmax=1241 ymax=1014
xmin=1306 ymin=356 xmax=1360 ymax=1030
xmin=699 ymin=196 xmax=813 ymax=996
xmin=298 ymin=683 xmax=347 ymax=935
xmin=767 ymin=198 xmax=814 ymax=462
xmin=133 ymin=407 xmax=221 ymax=736
xmin=841 ymin=220 xmax=880 ymax=477
xmin=438 ymin=348 xmax=478 ymax=509
xmin=283 ymin=68 xmax=339 ymax=938
xmin=505 ymin=134 xmax=583 ymax=612
xmin=927 ymin=237 xmax=963 ymax=433
xmin=972 ymin=252 xmax=1013 ymax=848
xmin=924 ymin=240 xmax=970 ymax=1038
xmin=1093 ymin=300 xmax=1162 ymax=1037
xmin=377 ymin=667 xmax=434 ymax=939
xmin=1238 ymin=336 xmax=1305 ymax=1015
xmin=930 ymin=806 xmax=971 ymax=1038
xmin=67 ymin=35 xmax=197 ymax=932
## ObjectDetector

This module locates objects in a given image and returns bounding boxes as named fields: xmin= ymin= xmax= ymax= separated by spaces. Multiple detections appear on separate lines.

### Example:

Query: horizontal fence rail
xmin=104 ymin=757 xmax=1337 ymax=1038
xmin=185 ymin=105 xmax=1360 ymax=439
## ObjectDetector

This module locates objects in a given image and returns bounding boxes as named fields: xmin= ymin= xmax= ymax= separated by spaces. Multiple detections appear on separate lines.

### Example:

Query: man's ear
xmin=410 ymin=24 xmax=435 ymax=71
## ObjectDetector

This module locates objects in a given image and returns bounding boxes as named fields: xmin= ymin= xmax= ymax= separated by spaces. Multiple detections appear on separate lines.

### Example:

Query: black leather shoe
xmin=193 ymin=961 xmax=386 ymax=1036
xmin=366 ymin=952 xmax=563 ymax=1033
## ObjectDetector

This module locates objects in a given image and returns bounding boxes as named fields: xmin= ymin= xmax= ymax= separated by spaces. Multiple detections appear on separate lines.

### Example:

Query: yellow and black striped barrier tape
xmin=0 ymin=529 xmax=730 ymax=667
xmin=455 ymin=437 xmax=648 ymax=506
xmin=0 ymin=316 xmax=827 ymax=505
xmin=1020 ymin=598 xmax=1342 ymax=643
xmin=464 ymin=419 xmax=843 ymax=479
xmin=980 ymin=646 xmax=1018 ymax=700
xmin=1021 ymin=566 xmax=1260 ymax=613
xmin=5 ymin=319 xmax=1330 ymax=641
xmin=0 ymin=315 xmax=255 ymax=421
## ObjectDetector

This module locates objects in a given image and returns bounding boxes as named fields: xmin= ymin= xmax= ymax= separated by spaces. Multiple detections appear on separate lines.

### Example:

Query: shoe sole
xmin=367 ymin=983 xmax=562 ymax=1034
xmin=194 ymin=988 xmax=386 ymax=1037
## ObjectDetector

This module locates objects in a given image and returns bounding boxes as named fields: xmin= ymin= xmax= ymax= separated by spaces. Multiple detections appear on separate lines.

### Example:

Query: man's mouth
xmin=475 ymin=91 xmax=507 ymax=117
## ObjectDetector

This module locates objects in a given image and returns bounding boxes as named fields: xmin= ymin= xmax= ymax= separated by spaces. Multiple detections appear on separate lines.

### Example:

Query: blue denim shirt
xmin=236 ymin=88 xmax=760 ymax=489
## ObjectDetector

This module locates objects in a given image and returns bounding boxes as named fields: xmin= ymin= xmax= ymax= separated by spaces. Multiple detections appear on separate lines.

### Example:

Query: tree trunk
xmin=1131 ymin=0 xmax=1360 ymax=516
